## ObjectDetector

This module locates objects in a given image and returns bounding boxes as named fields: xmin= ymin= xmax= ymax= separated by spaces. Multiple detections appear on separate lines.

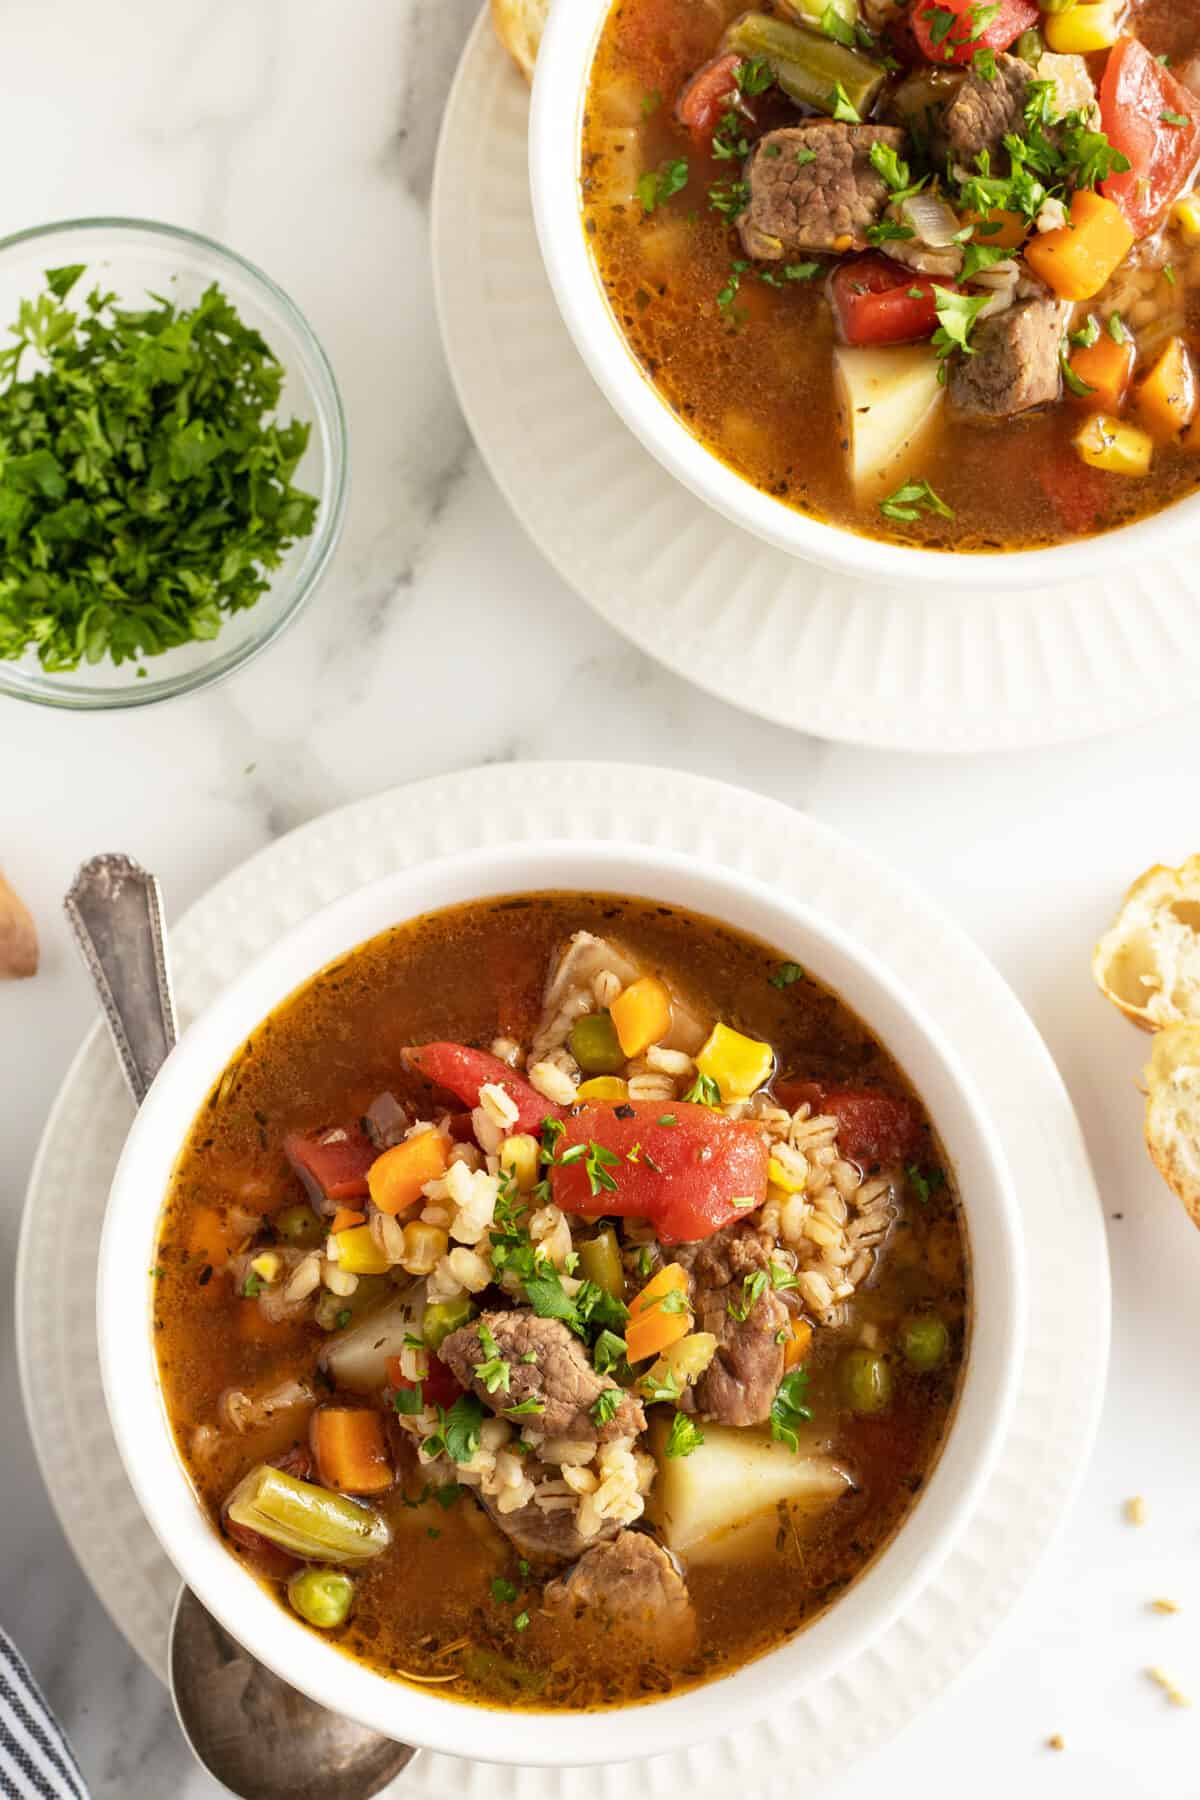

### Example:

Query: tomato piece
xmin=831 ymin=255 xmax=952 ymax=346
xmin=283 ymin=1127 xmax=377 ymax=1205
xmin=551 ymin=1102 xmax=769 ymax=1245
xmin=388 ymin=1356 xmax=462 ymax=1411
xmin=911 ymin=0 xmax=1039 ymax=65
xmin=1099 ymin=38 xmax=1200 ymax=237
xmin=222 ymin=1512 xmax=299 ymax=1580
xmin=676 ymin=51 xmax=744 ymax=148
xmin=403 ymin=1043 xmax=557 ymax=1136
xmin=775 ymin=1081 xmax=921 ymax=1165
xmin=1037 ymin=456 xmax=1111 ymax=537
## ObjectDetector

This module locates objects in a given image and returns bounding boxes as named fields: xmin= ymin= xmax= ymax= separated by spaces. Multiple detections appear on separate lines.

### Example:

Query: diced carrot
xmin=625 ymin=1262 xmax=691 ymax=1364
xmin=310 ymin=1406 xmax=394 ymax=1495
xmin=1024 ymin=190 xmax=1135 ymax=302
xmin=609 ymin=976 xmax=672 ymax=1059
xmin=1069 ymin=331 xmax=1136 ymax=411
xmin=964 ymin=207 xmax=1029 ymax=250
xmin=236 ymin=1301 xmax=304 ymax=1346
xmin=1135 ymin=336 xmax=1198 ymax=441
xmin=329 ymin=1207 xmax=366 ymax=1235
xmin=367 ymin=1130 xmax=450 ymax=1218
xmin=784 ymin=1319 xmax=814 ymax=1371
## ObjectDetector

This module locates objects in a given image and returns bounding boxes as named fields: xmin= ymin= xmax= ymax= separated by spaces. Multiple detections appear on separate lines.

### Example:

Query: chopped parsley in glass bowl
xmin=0 ymin=218 xmax=347 ymax=709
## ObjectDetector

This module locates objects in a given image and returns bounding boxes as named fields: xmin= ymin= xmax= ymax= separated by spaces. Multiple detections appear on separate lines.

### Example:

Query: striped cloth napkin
xmin=0 ymin=1631 xmax=88 ymax=1800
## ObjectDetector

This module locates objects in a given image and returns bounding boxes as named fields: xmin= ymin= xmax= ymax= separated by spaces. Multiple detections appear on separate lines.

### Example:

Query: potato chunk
xmin=650 ymin=1419 xmax=852 ymax=1562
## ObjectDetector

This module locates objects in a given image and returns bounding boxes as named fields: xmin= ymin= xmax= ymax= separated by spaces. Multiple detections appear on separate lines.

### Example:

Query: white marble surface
xmin=3 ymin=2 xmax=1200 ymax=1795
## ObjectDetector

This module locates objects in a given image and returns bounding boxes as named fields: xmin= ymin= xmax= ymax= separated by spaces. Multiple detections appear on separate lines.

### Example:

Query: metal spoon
xmin=66 ymin=854 xmax=417 ymax=1800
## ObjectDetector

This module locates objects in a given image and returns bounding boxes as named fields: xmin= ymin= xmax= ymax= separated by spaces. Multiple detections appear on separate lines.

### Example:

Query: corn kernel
xmin=499 ymin=1133 xmax=540 ymax=1193
xmin=695 ymin=1022 xmax=775 ymax=1100
xmin=575 ymin=1076 xmax=630 ymax=1103
xmin=767 ymin=1155 xmax=806 ymax=1194
xmin=1074 ymin=412 xmax=1154 ymax=476
xmin=1045 ymin=1 xmax=1121 ymax=52
xmin=249 ymin=1250 xmax=282 ymax=1283
xmin=1174 ymin=195 xmax=1200 ymax=245
xmin=332 ymin=1225 xmax=390 ymax=1277
xmin=402 ymin=1221 xmax=449 ymax=1276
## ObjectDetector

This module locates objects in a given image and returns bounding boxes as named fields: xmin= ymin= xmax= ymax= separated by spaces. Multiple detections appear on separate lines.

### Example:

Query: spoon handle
xmin=64 ymin=853 xmax=178 ymax=1106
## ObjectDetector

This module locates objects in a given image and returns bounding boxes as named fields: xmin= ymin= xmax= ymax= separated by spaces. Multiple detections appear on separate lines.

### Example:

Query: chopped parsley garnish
xmin=637 ymin=159 xmax=689 ymax=215
xmin=683 ymin=1072 xmax=722 ymax=1107
xmin=591 ymin=1388 xmax=623 ymax=1427
xmin=868 ymin=142 xmax=912 ymax=194
xmin=491 ymin=1577 xmax=519 ymax=1605
xmin=795 ymin=147 xmax=817 ymax=167
xmin=960 ymin=240 xmax=1016 ymax=280
xmin=504 ymin=1395 xmax=547 ymax=1417
xmin=636 ymin=1246 xmax=655 ymax=1278
xmin=1165 ymin=262 xmax=1177 ymax=286
xmin=425 ymin=1393 xmax=485 ymax=1464
xmin=665 ymin=1412 xmax=706 ymax=1458
xmin=241 ymin=1272 xmax=264 ymax=1299
xmin=1108 ymin=312 xmax=1130 ymax=345
xmin=709 ymin=179 xmax=751 ymax=219
xmin=592 ymin=1329 xmax=629 ymax=1376
xmin=582 ymin=1141 xmax=621 ymax=1196
xmin=906 ymin=1162 xmax=947 ymax=1204
xmin=641 ymin=89 xmax=662 ymax=117
xmin=769 ymin=961 xmax=806 ymax=989
xmin=712 ymin=111 xmax=750 ymax=163
xmin=658 ymin=1113 xmax=678 ymax=1126
xmin=0 ymin=269 xmax=319 ymax=673
xmin=1060 ymin=343 xmax=1095 ymax=398
xmin=392 ymin=1382 xmax=424 ymax=1416
xmin=1161 ymin=110 xmax=1190 ymax=128
xmin=828 ymin=82 xmax=861 ymax=124
xmin=769 ymin=1259 xmax=800 ymax=1291
xmin=866 ymin=219 xmax=916 ymax=247
xmin=735 ymin=57 xmax=774 ymax=96
xmin=335 ymin=1308 xmax=353 ymax=1329
xmin=434 ymin=1483 xmax=464 ymax=1510
xmin=932 ymin=286 xmax=993 ymax=360
xmin=513 ymin=1611 xmax=531 ymax=1632
xmin=770 ymin=1368 xmax=814 ymax=1453
xmin=820 ymin=6 xmax=857 ymax=48
xmin=638 ymin=1365 xmax=682 ymax=1405
xmin=972 ymin=46 xmax=997 ymax=81
xmin=727 ymin=1269 xmax=769 ymax=1321
xmin=473 ymin=1322 xmax=511 ymax=1395
xmin=1071 ymin=315 xmax=1101 ymax=350
xmin=717 ymin=260 xmax=750 ymax=312
xmin=879 ymin=479 xmax=955 ymax=524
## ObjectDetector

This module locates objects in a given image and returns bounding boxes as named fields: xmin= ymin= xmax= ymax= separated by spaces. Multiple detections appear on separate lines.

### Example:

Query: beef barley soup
xmin=154 ymin=894 xmax=968 ymax=1711
xmin=581 ymin=0 xmax=1200 ymax=551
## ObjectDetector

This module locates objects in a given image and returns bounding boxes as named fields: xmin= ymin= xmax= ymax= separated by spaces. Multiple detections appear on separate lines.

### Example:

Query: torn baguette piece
xmin=0 ymin=871 xmax=38 ymax=979
xmin=491 ymin=0 xmax=549 ymax=82
xmin=1145 ymin=1023 xmax=1200 ymax=1229
xmin=1093 ymin=855 xmax=1200 ymax=1030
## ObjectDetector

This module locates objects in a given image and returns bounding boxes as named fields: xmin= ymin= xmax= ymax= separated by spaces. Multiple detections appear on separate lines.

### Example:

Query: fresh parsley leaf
xmin=513 ymin=1610 xmax=531 ymax=1632
xmin=637 ymin=159 xmax=689 ymax=216
xmin=1161 ymin=110 xmax=1190 ymax=127
xmin=906 ymin=1162 xmax=947 ymax=1204
xmin=869 ymin=142 xmax=912 ymax=193
xmin=523 ymin=1263 xmax=582 ymax=1326
xmin=770 ymin=1368 xmax=814 ymax=1453
xmin=820 ymin=5 xmax=856 ymax=47
xmin=592 ymin=1329 xmax=629 ymax=1376
xmin=718 ymin=260 xmax=750 ymax=312
xmin=392 ymin=1382 xmax=425 ymax=1416
xmin=769 ymin=1258 xmax=800 ymax=1291
xmin=433 ymin=1483 xmax=464 ymax=1509
xmin=491 ymin=1577 xmax=519 ymax=1605
xmin=591 ymin=1387 xmax=622 ymax=1426
xmin=665 ymin=1412 xmax=706 ymax=1457
xmin=1071 ymin=315 xmax=1101 ymax=349
xmin=1060 ymin=343 xmax=1095 ymax=398
xmin=428 ymin=1393 xmax=485 ymax=1464
xmin=828 ymin=82 xmax=861 ymax=124
xmin=45 ymin=264 xmax=86 ymax=300
xmin=879 ymin=479 xmax=955 ymax=524
xmin=241 ymin=1272 xmax=263 ymax=1299
xmin=735 ymin=57 xmax=774 ymax=96
xmin=866 ymin=219 xmax=916 ymax=247
xmin=727 ymin=1269 xmax=769 ymax=1321
xmin=795 ymin=146 xmax=817 ymax=166
xmin=1108 ymin=311 xmax=1130 ymax=345
xmin=709 ymin=179 xmax=751 ymax=219
xmin=972 ymin=46 xmax=997 ymax=81
xmin=960 ymin=240 xmax=1016 ymax=280
xmin=683 ymin=1072 xmax=722 ymax=1107
xmin=932 ymin=285 xmax=992 ymax=358
xmin=638 ymin=1364 xmax=681 ymax=1405
xmin=473 ymin=1322 xmax=511 ymax=1395
xmin=504 ymin=1396 xmax=547 ymax=1417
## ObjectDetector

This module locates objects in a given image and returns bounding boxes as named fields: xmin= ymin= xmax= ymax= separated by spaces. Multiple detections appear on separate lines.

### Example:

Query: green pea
xmin=899 ymin=1314 xmax=949 ymax=1372
xmin=1015 ymin=26 xmax=1044 ymax=64
xmin=839 ymin=1348 xmax=892 ymax=1416
xmin=287 ymin=1566 xmax=355 ymax=1630
xmin=275 ymin=1203 xmax=324 ymax=1248
xmin=568 ymin=1012 xmax=626 ymax=1076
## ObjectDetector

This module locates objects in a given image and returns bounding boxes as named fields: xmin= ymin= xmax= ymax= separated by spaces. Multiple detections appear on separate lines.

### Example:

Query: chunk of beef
xmin=440 ymin=1312 xmax=645 ymax=1444
xmin=948 ymin=296 xmax=1070 ymax=419
xmin=932 ymin=54 xmax=1033 ymax=170
xmin=678 ymin=1224 xmax=788 ymax=1427
xmin=363 ymin=1090 xmax=409 ymax=1151
xmin=543 ymin=1532 xmax=697 ymax=1659
xmin=477 ymin=1472 xmax=624 ymax=1562
xmin=739 ymin=122 xmax=908 ymax=259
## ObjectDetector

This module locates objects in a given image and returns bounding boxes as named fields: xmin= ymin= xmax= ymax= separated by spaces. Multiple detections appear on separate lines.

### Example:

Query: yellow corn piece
xmin=695 ymin=1022 xmax=775 ymax=1101
xmin=333 ymin=1225 xmax=390 ymax=1276
xmin=1074 ymin=413 xmax=1154 ymax=476
xmin=767 ymin=1155 xmax=806 ymax=1195
xmin=249 ymin=1250 xmax=283 ymax=1283
xmin=575 ymin=1075 xmax=630 ymax=1103
xmin=609 ymin=976 xmax=672 ymax=1058
xmin=1173 ymin=195 xmax=1200 ymax=245
xmin=401 ymin=1220 xmax=448 ymax=1276
xmin=499 ymin=1132 xmax=540 ymax=1192
xmin=1045 ymin=1 xmax=1122 ymax=52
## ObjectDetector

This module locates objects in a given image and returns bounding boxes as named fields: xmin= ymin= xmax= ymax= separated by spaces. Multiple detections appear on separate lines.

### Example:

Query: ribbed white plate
xmin=17 ymin=762 xmax=1108 ymax=1796
xmin=432 ymin=11 xmax=1200 ymax=754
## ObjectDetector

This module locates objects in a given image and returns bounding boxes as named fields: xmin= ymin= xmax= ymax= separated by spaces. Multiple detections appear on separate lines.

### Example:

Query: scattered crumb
xmin=1126 ymin=1496 xmax=1147 ymax=1526
xmin=1111 ymin=1212 xmax=1124 ymax=1220
xmin=1148 ymin=1667 xmax=1191 ymax=1708
xmin=1152 ymin=1599 xmax=1182 ymax=1615
xmin=1046 ymin=1733 xmax=1065 ymax=1752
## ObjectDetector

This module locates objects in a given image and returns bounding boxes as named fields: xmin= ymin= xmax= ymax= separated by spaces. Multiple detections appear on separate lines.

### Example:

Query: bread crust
xmin=1145 ymin=1023 xmax=1200 ymax=1230
xmin=1093 ymin=855 xmax=1200 ymax=1031
xmin=491 ymin=0 xmax=547 ymax=82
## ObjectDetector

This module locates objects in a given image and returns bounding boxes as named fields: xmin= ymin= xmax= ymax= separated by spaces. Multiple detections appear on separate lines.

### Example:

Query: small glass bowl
xmin=0 ymin=218 xmax=348 ymax=710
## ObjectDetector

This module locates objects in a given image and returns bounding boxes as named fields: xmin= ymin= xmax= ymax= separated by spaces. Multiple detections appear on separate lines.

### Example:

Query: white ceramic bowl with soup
xmin=98 ymin=840 xmax=1024 ymax=1766
xmin=528 ymin=0 xmax=1200 ymax=590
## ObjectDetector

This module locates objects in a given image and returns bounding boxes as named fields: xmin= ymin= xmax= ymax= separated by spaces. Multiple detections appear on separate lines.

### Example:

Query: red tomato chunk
xmin=403 ymin=1042 xmax=555 ymax=1136
xmin=676 ymin=50 xmax=743 ymax=147
xmin=1100 ymin=37 xmax=1200 ymax=237
xmin=831 ymin=255 xmax=952 ymax=347
xmin=552 ymin=1101 xmax=769 ymax=1245
xmin=283 ymin=1128 xmax=377 ymax=1204
xmin=776 ymin=1082 xmax=921 ymax=1165
xmin=911 ymin=0 xmax=1039 ymax=65
xmin=387 ymin=1355 xmax=462 ymax=1411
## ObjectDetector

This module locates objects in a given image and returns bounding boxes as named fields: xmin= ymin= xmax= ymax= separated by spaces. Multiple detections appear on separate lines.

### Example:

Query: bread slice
xmin=491 ymin=0 xmax=549 ymax=81
xmin=0 ymin=871 xmax=37 ymax=979
xmin=1145 ymin=1023 xmax=1200 ymax=1228
xmin=1093 ymin=855 xmax=1200 ymax=1031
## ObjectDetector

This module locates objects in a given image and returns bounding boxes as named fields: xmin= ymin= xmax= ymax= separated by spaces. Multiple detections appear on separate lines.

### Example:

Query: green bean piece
xmin=275 ymin=1203 xmax=325 ymax=1248
xmin=287 ymin=1567 xmax=356 ymax=1630
xmin=424 ymin=1295 xmax=477 ymax=1354
xmin=839 ymin=1348 xmax=893 ymax=1415
xmin=1015 ymin=27 xmax=1045 ymax=64
xmin=568 ymin=1012 xmax=626 ymax=1076
xmin=899 ymin=1314 xmax=950 ymax=1372
xmin=782 ymin=0 xmax=858 ymax=28
xmin=577 ymin=1226 xmax=625 ymax=1299
xmin=226 ymin=1464 xmax=391 ymax=1564
xmin=725 ymin=14 xmax=886 ymax=120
